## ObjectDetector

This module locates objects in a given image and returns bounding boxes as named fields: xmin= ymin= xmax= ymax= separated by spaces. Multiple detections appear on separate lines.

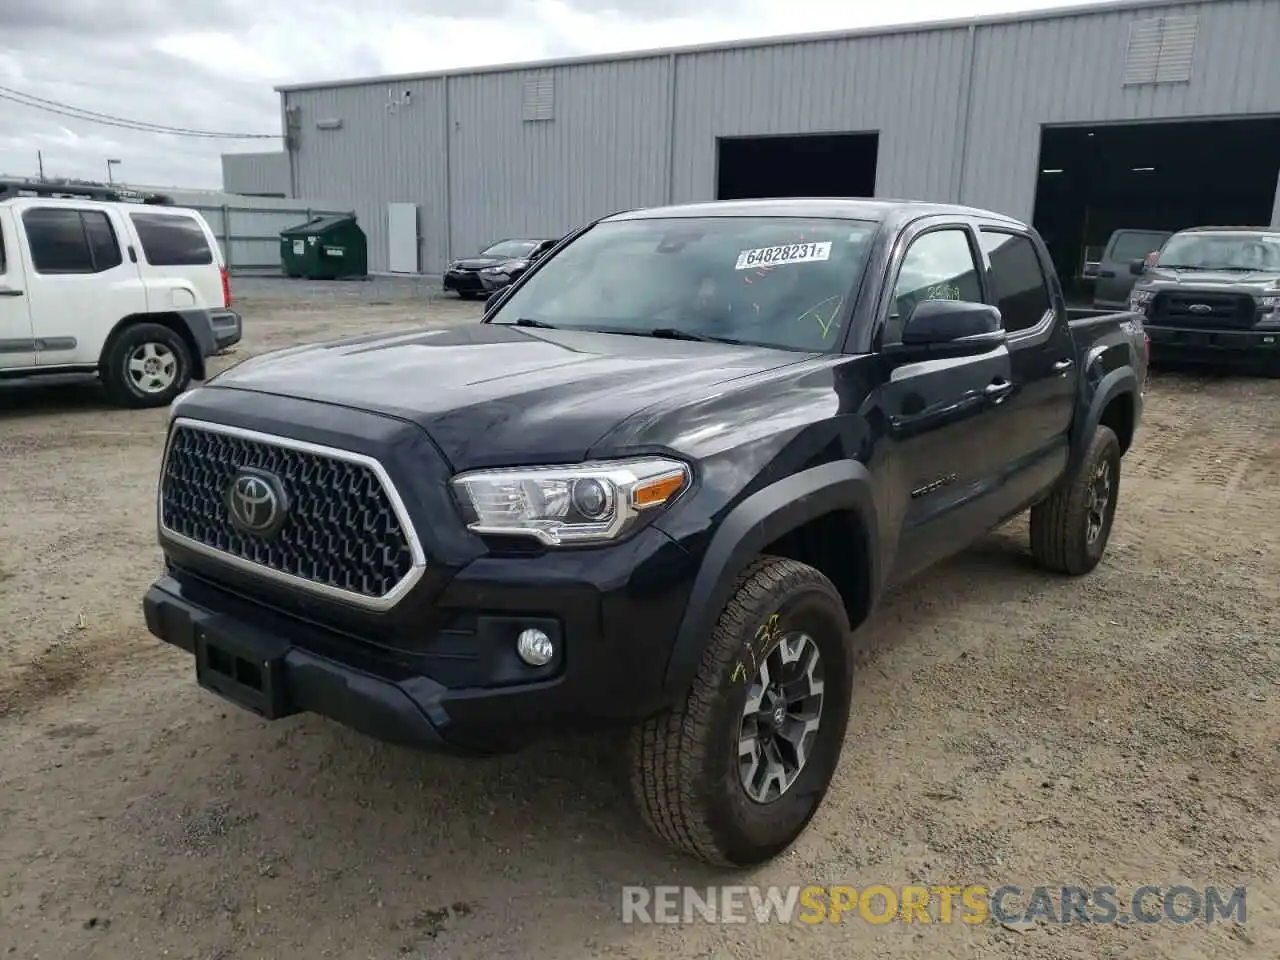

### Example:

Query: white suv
xmin=0 ymin=181 xmax=242 ymax=408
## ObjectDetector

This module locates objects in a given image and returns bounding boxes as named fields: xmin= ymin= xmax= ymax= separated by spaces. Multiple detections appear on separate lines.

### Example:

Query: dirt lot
xmin=2 ymin=281 xmax=1278 ymax=959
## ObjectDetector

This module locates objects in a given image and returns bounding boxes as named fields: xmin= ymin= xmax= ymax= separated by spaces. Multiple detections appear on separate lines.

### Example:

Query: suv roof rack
xmin=0 ymin=179 xmax=175 ymax=205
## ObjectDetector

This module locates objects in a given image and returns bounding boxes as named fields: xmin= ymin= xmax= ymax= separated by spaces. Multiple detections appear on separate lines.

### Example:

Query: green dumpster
xmin=279 ymin=214 xmax=368 ymax=279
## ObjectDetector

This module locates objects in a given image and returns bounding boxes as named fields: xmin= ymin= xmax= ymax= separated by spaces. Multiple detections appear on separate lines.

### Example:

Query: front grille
xmin=159 ymin=421 xmax=420 ymax=606
xmin=1150 ymin=292 xmax=1257 ymax=329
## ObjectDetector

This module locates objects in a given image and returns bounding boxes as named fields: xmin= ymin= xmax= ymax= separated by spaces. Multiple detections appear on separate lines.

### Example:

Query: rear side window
xmin=83 ymin=212 xmax=123 ymax=271
xmin=22 ymin=208 xmax=124 ymax=275
xmin=979 ymin=230 xmax=1052 ymax=333
xmin=130 ymin=213 xmax=213 ymax=266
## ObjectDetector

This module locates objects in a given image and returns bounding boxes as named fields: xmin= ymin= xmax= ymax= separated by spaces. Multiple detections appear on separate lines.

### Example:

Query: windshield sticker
xmin=735 ymin=241 xmax=832 ymax=271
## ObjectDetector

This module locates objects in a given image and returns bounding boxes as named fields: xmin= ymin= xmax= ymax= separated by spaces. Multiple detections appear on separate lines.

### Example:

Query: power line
xmin=0 ymin=83 xmax=279 ymax=140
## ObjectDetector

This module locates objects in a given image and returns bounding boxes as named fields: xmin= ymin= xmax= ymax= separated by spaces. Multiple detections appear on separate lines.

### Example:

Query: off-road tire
xmin=1030 ymin=424 xmax=1122 ymax=576
xmin=100 ymin=322 xmax=193 ymax=409
xmin=628 ymin=556 xmax=855 ymax=867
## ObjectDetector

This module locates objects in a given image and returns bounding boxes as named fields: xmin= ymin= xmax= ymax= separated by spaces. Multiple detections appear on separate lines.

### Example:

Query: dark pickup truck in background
xmin=144 ymin=198 xmax=1147 ymax=867
xmin=1127 ymin=225 xmax=1280 ymax=370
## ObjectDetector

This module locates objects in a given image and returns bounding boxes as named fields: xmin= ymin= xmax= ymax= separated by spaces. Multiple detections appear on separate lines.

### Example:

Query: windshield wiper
xmin=513 ymin=317 xmax=557 ymax=329
xmin=646 ymin=327 xmax=745 ymax=345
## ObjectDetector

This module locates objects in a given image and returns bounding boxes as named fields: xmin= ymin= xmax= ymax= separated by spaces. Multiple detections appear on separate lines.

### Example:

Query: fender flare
xmin=1069 ymin=366 xmax=1137 ymax=473
xmin=102 ymin=311 xmax=216 ymax=381
xmin=661 ymin=459 xmax=880 ymax=698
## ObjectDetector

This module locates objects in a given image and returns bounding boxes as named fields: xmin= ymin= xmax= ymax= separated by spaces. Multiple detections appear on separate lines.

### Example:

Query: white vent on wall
xmin=522 ymin=75 xmax=554 ymax=121
xmin=1123 ymin=15 xmax=1198 ymax=85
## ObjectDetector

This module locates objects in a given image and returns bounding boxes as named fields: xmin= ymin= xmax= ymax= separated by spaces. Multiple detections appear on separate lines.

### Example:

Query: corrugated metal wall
xmin=283 ymin=0 xmax=1280 ymax=274
xmin=963 ymin=0 xmax=1280 ymax=217
xmin=221 ymin=152 xmax=293 ymax=198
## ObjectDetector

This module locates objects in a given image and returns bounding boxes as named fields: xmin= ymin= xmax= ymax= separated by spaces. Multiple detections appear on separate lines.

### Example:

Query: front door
xmin=1094 ymin=229 xmax=1169 ymax=309
xmin=879 ymin=223 xmax=1014 ymax=583
xmin=387 ymin=203 xmax=419 ymax=274
xmin=0 ymin=208 xmax=34 ymax=369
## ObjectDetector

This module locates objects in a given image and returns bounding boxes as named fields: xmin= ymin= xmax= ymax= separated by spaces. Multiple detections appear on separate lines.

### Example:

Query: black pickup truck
xmin=144 ymin=198 xmax=1147 ymax=867
xmin=1126 ymin=225 xmax=1280 ymax=370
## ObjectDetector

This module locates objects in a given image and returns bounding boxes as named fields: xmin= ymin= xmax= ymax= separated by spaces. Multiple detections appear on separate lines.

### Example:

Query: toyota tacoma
xmin=144 ymin=199 xmax=1147 ymax=866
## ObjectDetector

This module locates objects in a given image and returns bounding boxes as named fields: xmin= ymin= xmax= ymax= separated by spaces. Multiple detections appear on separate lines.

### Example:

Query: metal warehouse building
xmin=269 ymin=0 xmax=1280 ymax=280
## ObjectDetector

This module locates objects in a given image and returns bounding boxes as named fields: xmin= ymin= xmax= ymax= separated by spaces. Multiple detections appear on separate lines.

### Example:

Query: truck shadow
xmin=82 ymin=524 xmax=1093 ymax=955
xmin=0 ymin=376 xmax=115 ymax=418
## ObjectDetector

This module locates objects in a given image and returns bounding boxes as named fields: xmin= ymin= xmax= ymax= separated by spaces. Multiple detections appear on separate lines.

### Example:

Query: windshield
xmin=480 ymin=239 xmax=538 ymax=259
xmin=487 ymin=216 xmax=879 ymax=352
xmin=1158 ymin=231 xmax=1280 ymax=271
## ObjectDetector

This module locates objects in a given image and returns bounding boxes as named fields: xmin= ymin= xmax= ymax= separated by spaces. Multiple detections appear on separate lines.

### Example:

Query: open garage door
xmin=1032 ymin=117 xmax=1280 ymax=307
xmin=716 ymin=133 xmax=878 ymax=201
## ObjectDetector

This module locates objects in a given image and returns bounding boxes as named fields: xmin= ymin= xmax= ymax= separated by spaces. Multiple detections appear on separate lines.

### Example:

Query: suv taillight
xmin=221 ymin=267 xmax=231 ymax=308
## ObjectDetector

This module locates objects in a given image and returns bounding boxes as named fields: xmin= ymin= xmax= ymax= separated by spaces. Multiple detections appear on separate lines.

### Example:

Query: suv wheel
xmin=1029 ymin=424 xmax=1121 ymax=575
xmin=628 ymin=556 xmax=854 ymax=867
xmin=101 ymin=322 xmax=193 ymax=409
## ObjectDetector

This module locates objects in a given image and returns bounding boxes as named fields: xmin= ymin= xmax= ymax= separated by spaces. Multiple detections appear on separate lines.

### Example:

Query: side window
xmin=891 ymin=228 xmax=983 ymax=323
xmin=24 ymin=209 xmax=94 ymax=274
xmin=82 ymin=211 xmax=123 ymax=271
xmin=130 ymin=213 xmax=213 ymax=266
xmin=979 ymin=230 xmax=1052 ymax=333
xmin=22 ymin=208 xmax=123 ymax=274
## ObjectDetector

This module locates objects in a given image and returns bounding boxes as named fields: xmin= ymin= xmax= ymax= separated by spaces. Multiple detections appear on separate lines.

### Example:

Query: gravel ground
xmin=1 ymin=280 xmax=1278 ymax=959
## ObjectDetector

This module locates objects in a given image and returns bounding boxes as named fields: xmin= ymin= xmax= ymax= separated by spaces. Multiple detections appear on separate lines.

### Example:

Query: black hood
xmin=451 ymin=257 xmax=509 ymax=270
xmin=204 ymin=323 xmax=808 ymax=471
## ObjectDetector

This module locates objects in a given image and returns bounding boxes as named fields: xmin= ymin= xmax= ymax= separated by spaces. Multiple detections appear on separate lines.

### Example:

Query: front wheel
xmin=100 ymin=322 xmax=193 ymax=409
xmin=1029 ymin=424 xmax=1122 ymax=575
xmin=628 ymin=557 xmax=854 ymax=867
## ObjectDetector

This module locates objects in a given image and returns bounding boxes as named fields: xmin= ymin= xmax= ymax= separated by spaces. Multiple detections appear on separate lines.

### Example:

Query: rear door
xmin=878 ymin=220 xmax=1015 ymax=582
xmin=128 ymin=210 xmax=222 ymax=310
xmin=1094 ymin=229 xmax=1170 ymax=308
xmin=0 ymin=206 xmax=35 ymax=369
xmin=20 ymin=204 xmax=146 ymax=367
xmin=977 ymin=226 xmax=1078 ymax=512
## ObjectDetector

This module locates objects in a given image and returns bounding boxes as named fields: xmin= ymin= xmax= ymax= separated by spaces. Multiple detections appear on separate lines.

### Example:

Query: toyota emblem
xmin=225 ymin=469 xmax=288 ymax=537
xmin=1188 ymin=303 xmax=1212 ymax=314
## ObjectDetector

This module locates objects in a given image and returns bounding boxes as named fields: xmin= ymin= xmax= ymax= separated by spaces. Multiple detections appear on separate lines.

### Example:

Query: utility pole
xmin=37 ymin=150 xmax=45 ymax=181
xmin=106 ymin=158 xmax=121 ymax=184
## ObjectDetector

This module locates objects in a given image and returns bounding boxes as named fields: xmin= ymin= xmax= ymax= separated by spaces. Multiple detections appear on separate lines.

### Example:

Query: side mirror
xmin=1129 ymin=259 xmax=1146 ymax=276
xmin=886 ymin=299 xmax=1005 ymax=361
xmin=485 ymin=290 xmax=505 ymax=311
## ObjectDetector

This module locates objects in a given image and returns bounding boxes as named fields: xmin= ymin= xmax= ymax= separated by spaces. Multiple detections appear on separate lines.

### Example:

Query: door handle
xmin=1052 ymin=358 xmax=1074 ymax=373
xmin=0 ymin=287 xmax=23 ymax=297
xmin=984 ymin=379 xmax=1014 ymax=401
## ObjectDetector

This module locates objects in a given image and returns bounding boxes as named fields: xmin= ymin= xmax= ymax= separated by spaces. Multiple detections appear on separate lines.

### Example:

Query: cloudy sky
xmin=1 ymin=0 xmax=1109 ymax=190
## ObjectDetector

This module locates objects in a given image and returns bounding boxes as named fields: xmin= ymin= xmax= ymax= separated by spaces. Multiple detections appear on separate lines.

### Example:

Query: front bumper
xmin=442 ymin=270 xmax=484 ymax=295
xmin=145 ymin=524 xmax=697 ymax=753
xmin=208 ymin=309 xmax=242 ymax=351
xmin=1146 ymin=324 xmax=1280 ymax=358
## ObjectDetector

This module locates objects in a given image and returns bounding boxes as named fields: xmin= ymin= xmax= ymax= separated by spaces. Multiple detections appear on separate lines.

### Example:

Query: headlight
xmin=1261 ymin=295 xmax=1280 ymax=310
xmin=482 ymin=259 xmax=527 ymax=277
xmin=1129 ymin=288 xmax=1155 ymax=311
xmin=451 ymin=457 xmax=691 ymax=545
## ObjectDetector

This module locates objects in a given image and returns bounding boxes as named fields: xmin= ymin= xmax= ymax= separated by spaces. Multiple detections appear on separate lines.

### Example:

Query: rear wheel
xmin=628 ymin=557 xmax=854 ymax=867
xmin=1030 ymin=425 xmax=1121 ymax=575
xmin=100 ymin=322 xmax=193 ymax=409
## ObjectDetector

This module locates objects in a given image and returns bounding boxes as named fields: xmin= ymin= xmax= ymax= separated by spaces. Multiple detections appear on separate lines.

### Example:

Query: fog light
xmin=516 ymin=628 xmax=555 ymax=666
